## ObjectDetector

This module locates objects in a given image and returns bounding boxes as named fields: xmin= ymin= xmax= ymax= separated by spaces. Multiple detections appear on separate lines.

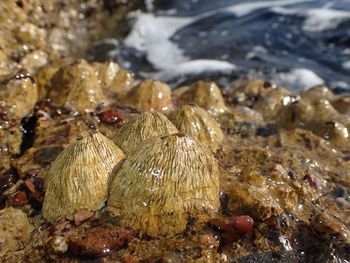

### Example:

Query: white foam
xmin=274 ymin=68 xmax=324 ymax=91
xmin=124 ymin=12 xmax=194 ymax=70
xmin=224 ymin=0 xmax=314 ymax=17
xmin=149 ymin=59 xmax=236 ymax=81
xmin=272 ymin=7 xmax=350 ymax=32
xmin=342 ymin=61 xmax=350 ymax=70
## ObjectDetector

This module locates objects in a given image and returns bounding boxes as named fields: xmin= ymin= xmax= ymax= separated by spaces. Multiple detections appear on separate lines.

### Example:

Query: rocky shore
xmin=0 ymin=1 xmax=349 ymax=262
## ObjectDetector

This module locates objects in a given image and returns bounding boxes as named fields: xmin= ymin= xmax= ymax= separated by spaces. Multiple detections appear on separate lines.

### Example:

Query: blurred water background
xmin=88 ymin=0 xmax=350 ymax=93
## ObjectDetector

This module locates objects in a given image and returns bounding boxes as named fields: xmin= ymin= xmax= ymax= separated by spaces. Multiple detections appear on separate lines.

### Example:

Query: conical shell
xmin=169 ymin=105 xmax=224 ymax=151
xmin=42 ymin=132 xmax=125 ymax=223
xmin=49 ymin=59 xmax=105 ymax=112
xmin=124 ymin=79 xmax=173 ymax=113
xmin=113 ymin=112 xmax=178 ymax=154
xmin=108 ymin=134 xmax=220 ymax=237
xmin=178 ymin=81 xmax=226 ymax=114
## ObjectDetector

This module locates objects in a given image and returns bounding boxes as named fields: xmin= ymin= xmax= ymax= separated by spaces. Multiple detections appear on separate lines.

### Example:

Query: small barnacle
xmin=178 ymin=81 xmax=227 ymax=114
xmin=124 ymin=79 xmax=173 ymax=113
xmin=110 ymin=69 xmax=134 ymax=97
xmin=229 ymin=78 xmax=276 ymax=105
xmin=49 ymin=59 xmax=105 ymax=113
xmin=35 ymin=58 xmax=71 ymax=101
xmin=42 ymin=132 xmax=125 ymax=223
xmin=108 ymin=134 xmax=220 ymax=237
xmin=253 ymin=87 xmax=292 ymax=121
xmin=332 ymin=96 xmax=350 ymax=114
xmin=300 ymin=85 xmax=335 ymax=103
xmin=113 ymin=112 xmax=178 ymax=154
xmin=317 ymin=121 xmax=349 ymax=148
xmin=92 ymin=61 xmax=120 ymax=88
xmin=0 ymin=70 xmax=38 ymax=119
xmin=169 ymin=105 xmax=224 ymax=151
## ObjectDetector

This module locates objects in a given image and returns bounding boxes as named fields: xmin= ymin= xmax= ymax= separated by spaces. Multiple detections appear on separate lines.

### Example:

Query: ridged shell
xmin=42 ymin=132 xmax=125 ymax=223
xmin=124 ymin=79 xmax=173 ymax=113
xmin=113 ymin=112 xmax=178 ymax=154
xmin=49 ymin=59 xmax=105 ymax=112
xmin=169 ymin=105 xmax=224 ymax=151
xmin=108 ymin=134 xmax=220 ymax=237
xmin=178 ymin=81 xmax=226 ymax=114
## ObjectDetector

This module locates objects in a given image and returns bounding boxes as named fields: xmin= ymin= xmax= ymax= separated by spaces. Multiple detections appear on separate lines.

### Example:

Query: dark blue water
xmin=88 ymin=0 xmax=350 ymax=93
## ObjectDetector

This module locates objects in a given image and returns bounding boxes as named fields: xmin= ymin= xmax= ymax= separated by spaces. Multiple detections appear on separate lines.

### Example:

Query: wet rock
xmin=0 ymin=169 xmax=18 ymax=195
xmin=0 ymin=207 xmax=33 ymax=256
xmin=68 ymin=226 xmax=136 ymax=258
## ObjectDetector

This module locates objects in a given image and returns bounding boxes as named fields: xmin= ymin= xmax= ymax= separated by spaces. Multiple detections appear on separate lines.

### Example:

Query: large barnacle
xmin=113 ymin=111 xmax=178 ymax=154
xmin=108 ymin=134 xmax=220 ymax=237
xmin=124 ymin=79 xmax=173 ymax=113
xmin=48 ymin=59 xmax=105 ymax=112
xmin=178 ymin=81 xmax=227 ymax=114
xmin=42 ymin=132 xmax=125 ymax=223
xmin=169 ymin=105 xmax=224 ymax=151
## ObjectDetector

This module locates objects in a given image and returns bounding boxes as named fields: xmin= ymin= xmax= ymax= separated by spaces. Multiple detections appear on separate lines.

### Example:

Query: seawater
xmin=88 ymin=0 xmax=350 ymax=93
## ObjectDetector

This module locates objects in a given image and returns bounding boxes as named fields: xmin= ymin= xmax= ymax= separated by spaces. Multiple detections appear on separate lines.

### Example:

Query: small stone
xmin=7 ymin=191 xmax=29 ymax=206
xmin=73 ymin=209 xmax=94 ymax=226
xmin=98 ymin=109 xmax=124 ymax=124
xmin=68 ymin=226 xmax=135 ymax=258
xmin=46 ymin=235 xmax=68 ymax=255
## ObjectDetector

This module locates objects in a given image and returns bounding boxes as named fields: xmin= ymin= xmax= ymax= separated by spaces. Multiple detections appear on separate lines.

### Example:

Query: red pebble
xmin=98 ymin=109 xmax=124 ymax=124
xmin=230 ymin=215 xmax=254 ymax=236
xmin=304 ymin=174 xmax=318 ymax=190
xmin=7 ymin=191 xmax=29 ymax=206
xmin=68 ymin=226 xmax=136 ymax=258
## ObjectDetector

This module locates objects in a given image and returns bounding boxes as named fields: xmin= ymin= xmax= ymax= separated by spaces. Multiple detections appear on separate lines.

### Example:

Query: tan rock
xmin=0 ymin=208 xmax=33 ymax=256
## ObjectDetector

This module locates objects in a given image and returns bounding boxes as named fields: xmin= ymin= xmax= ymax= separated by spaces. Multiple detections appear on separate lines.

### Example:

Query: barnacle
xmin=48 ymin=59 xmax=105 ymax=112
xmin=113 ymin=111 xmax=178 ymax=154
xmin=253 ymin=87 xmax=292 ymax=121
xmin=178 ymin=81 xmax=227 ymax=114
xmin=169 ymin=105 xmax=224 ymax=151
xmin=42 ymin=132 xmax=125 ymax=223
xmin=108 ymin=134 xmax=220 ymax=237
xmin=93 ymin=61 xmax=134 ymax=97
xmin=124 ymin=79 xmax=173 ymax=113
xmin=0 ymin=70 xmax=38 ymax=119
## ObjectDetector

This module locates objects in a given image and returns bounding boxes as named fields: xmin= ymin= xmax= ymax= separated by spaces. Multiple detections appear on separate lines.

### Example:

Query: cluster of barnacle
xmin=2 ymin=58 xmax=350 ymax=259
xmin=35 ymin=59 xmax=231 ymax=237
xmin=229 ymin=78 xmax=350 ymax=148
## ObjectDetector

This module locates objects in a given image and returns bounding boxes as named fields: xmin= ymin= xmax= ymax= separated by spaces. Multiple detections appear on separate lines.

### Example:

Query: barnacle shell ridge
xmin=169 ymin=105 xmax=224 ymax=151
xmin=112 ymin=111 xmax=178 ymax=154
xmin=42 ymin=132 xmax=125 ymax=223
xmin=107 ymin=134 xmax=220 ymax=237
